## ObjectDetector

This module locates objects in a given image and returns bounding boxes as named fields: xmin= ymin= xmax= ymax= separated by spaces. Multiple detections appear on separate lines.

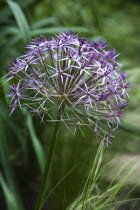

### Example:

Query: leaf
xmin=31 ymin=17 xmax=58 ymax=29
xmin=30 ymin=26 xmax=92 ymax=36
xmin=81 ymin=140 xmax=104 ymax=209
xmin=0 ymin=117 xmax=24 ymax=210
xmin=0 ymin=174 xmax=19 ymax=210
xmin=0 ymin=102 xmax=27 ymax=155
xmin=23 ymin=108 xmax=45 ymax=173
xmin=0 ymin=0 xmax=35 ymax=21
xmin=0 ymin=26 xmax=19 ymax=38
xmin=6 ymin=0 xmax=30 ymax=43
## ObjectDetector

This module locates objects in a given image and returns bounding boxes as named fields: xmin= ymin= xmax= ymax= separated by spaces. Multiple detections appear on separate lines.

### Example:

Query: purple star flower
xmin=4 ymin=31 xmax=130 ymax=143
xmin=119 ymin=103 xmax=128 ymax=109
xmin=7 ymin=80 xmax=26 ymax=115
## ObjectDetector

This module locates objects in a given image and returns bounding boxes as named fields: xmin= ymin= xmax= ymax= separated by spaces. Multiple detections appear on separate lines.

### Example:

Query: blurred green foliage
xmin=0 ymin=0 xmax=140 ymax=209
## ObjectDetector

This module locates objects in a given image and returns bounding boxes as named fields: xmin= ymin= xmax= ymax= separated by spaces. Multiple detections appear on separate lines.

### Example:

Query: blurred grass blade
xmin=6 ymin=0 xmax=30 ymax=43
xmin=119 ymin=122 xmax=140 ymax=136
xmin=74 ymin=161 xmax=139 ymax=210
xmin=0 ymin=26 xmax=19 ymax=38
xmin=31 ymin=26 xmax=91 ymax=36
xmin=107 ymin=158 xmax=135 ymax=189
xmin=67 ymin=141 xmax=104 ymax=210
xmin=116 ymin=184 xmax=139 ymax=209
xmin=94 ymin=198 xmax=140 ymax=210
xmin=32 ymin=17 xmax=58 ymax=29
xmin=0 ymin=118 xmax=24 ymax=210
xmin=23 ymin=109 xmax=45 ymax=173
xmin=82 ymin=140 xmax=103 ymax=209
xmin=0 ymin=0 xmax=35 ymax=21
xmin=0 ymin=174 xmax=20 ymax=210
xmin=95 ymin=161 xmax=139 ymax=210
xmin=0 ymin=102 xmax=27 ymax=155
xmin=66 ymin=195 xmax=83 ymax=210
xmin=108 ymin=162 xmax=139 ymax=202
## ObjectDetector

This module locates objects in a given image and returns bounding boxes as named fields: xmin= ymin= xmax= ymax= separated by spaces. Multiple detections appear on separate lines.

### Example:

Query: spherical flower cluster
xmin=4 ymin=31 xmax=130 ymax=145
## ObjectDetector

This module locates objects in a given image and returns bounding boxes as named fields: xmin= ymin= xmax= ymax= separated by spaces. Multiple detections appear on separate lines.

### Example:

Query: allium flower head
xmin=4 ymin=31 xmax=130 ymax=144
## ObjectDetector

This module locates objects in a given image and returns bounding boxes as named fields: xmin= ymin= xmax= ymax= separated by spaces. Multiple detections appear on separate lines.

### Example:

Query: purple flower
xmin=120 ymin=73 xmax=127 ymax=81
xmin=99 ymin=93 xmax=110 ymax=101
xmin=119 ymin=103 xmax=128 ymax=109
xmin=7 ymin=81 xmax=26 ymax=115
xmin=104 ymin=137 xmax=112 ymax=147
xmin=4 ymin=31 xmax=130 ymax=142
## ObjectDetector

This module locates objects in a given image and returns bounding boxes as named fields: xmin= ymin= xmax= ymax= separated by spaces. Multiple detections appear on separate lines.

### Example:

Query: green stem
xmin=119 ymin=122 xmax=140 ymax=136
xmin=35 ymin=114 xmax=61 ymax=210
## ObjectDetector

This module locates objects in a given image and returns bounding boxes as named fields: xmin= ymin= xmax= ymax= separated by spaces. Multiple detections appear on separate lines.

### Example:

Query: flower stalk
xmin=35 ymin=106 xmax=63 ymax=210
